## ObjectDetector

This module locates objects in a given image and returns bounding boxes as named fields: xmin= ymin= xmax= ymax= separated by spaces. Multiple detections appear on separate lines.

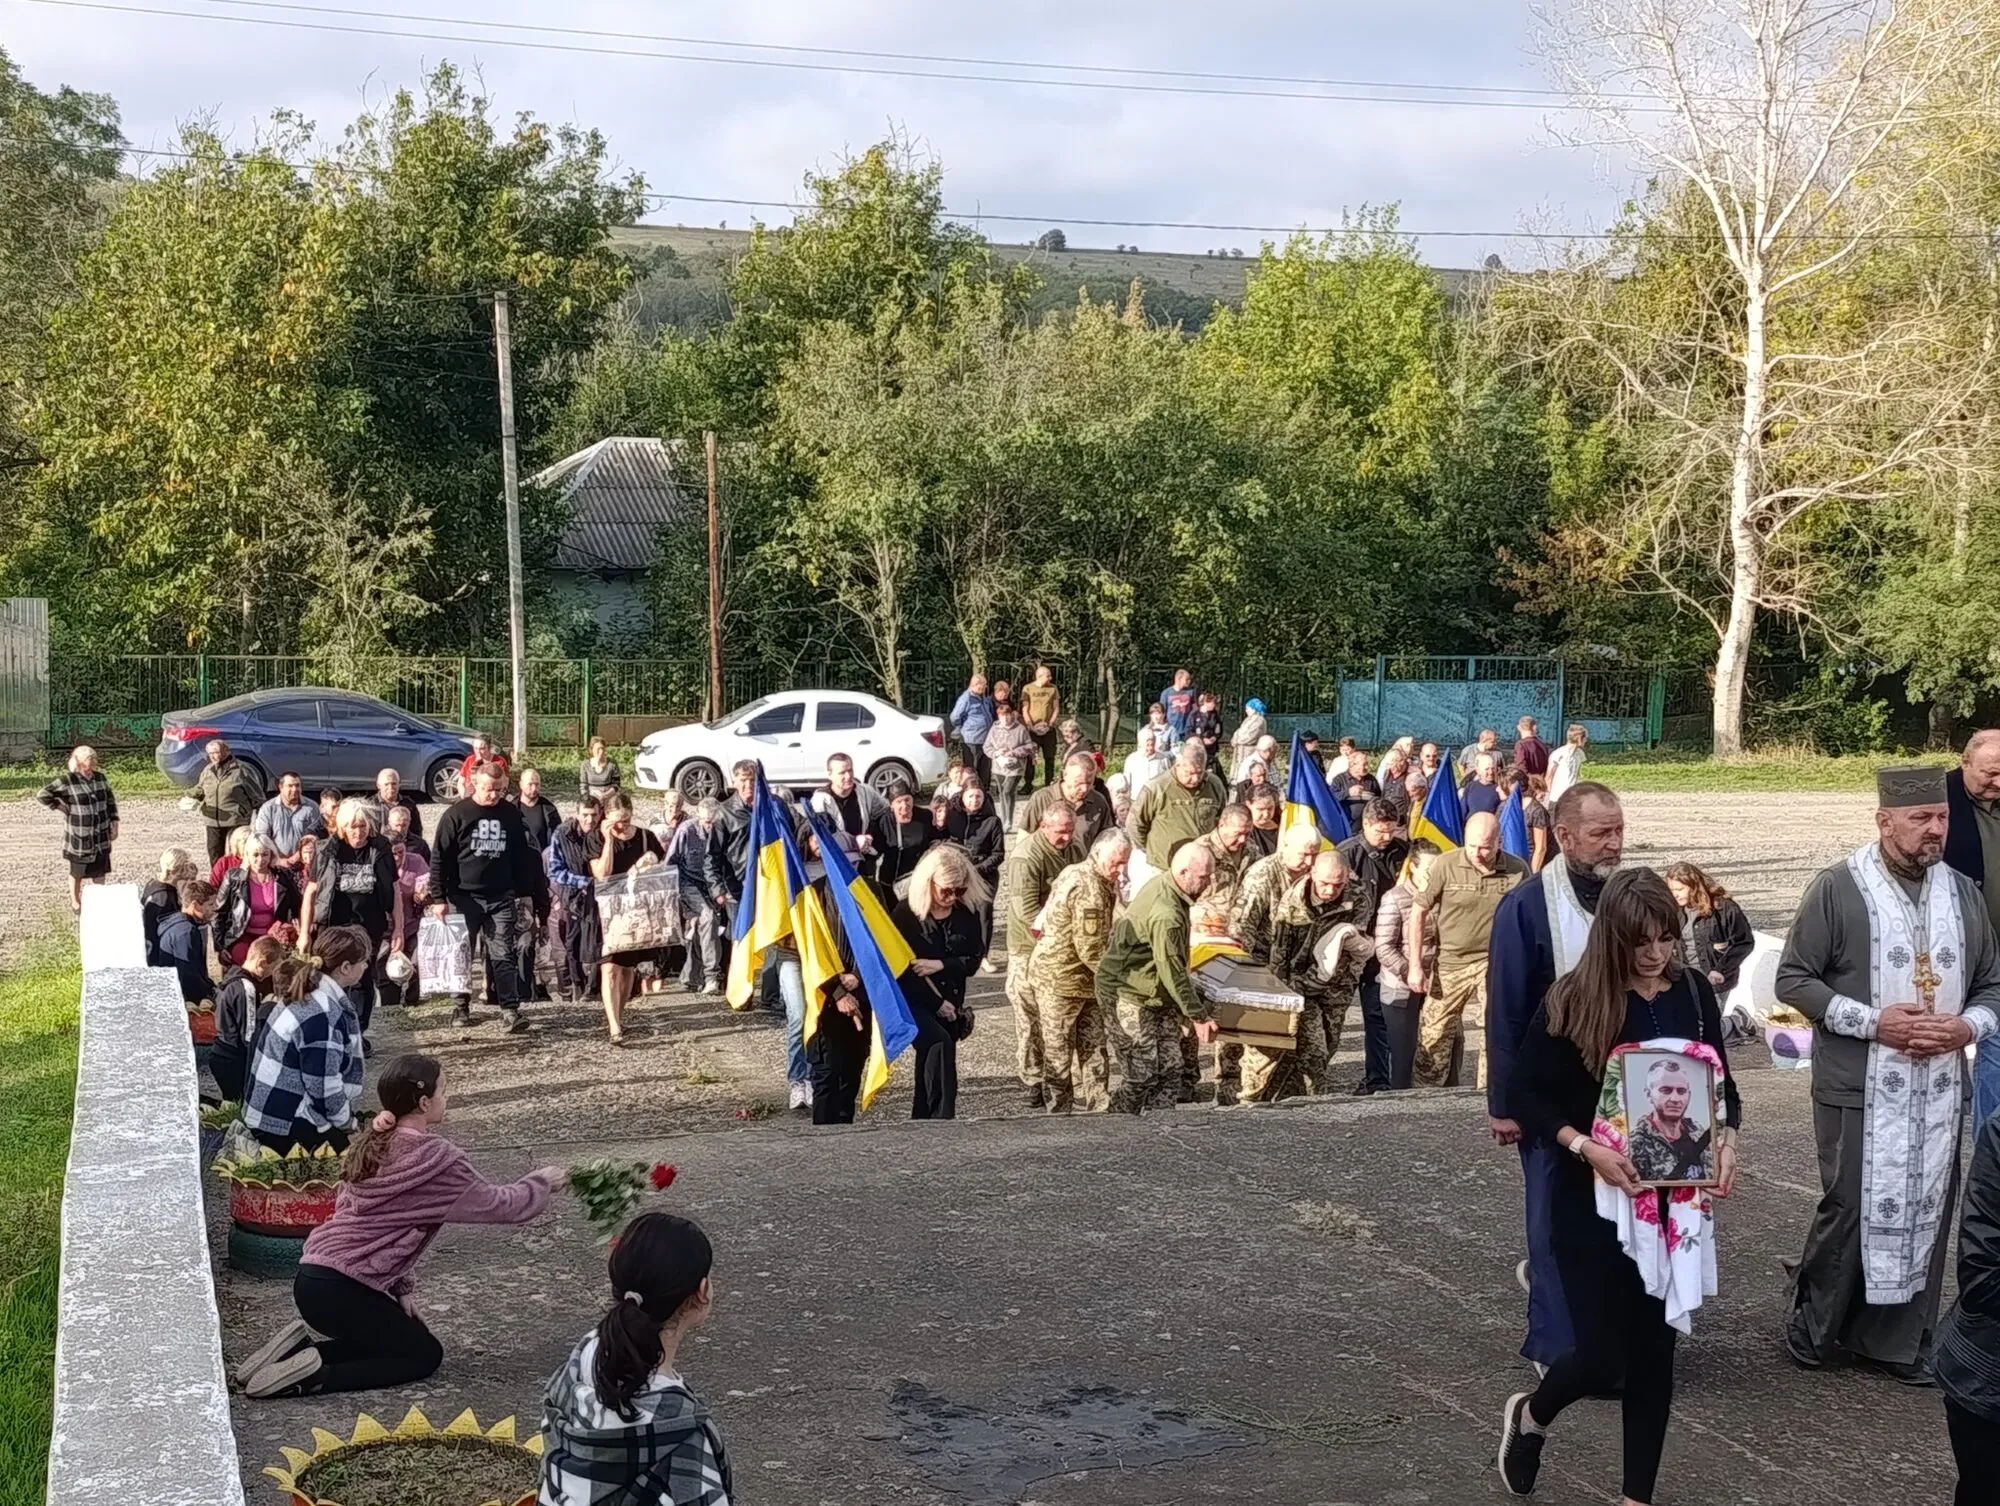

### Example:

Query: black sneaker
xmin=1350 ymin=1081 xmax=1378 ymax=1097
xmin=1497 ymin=1391 xmax=1543 ymax=1495
xmin=451 ymin=1002 xmax=472 ymax=1028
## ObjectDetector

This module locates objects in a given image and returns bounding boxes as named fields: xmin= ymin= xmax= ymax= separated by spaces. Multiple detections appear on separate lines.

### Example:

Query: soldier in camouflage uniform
xmin=1027 ymin=829 xmax=1132 ymax=1112
xmin=1095 ymin=843 xmax=1218 ymax=1114
xmin=1249 ymin=849 xmax=1373 ymax=1098
xmin=1221 ymin=824 xmax=1321 ymax=1103
xmin=1190 ymin=804 xmax=1255 ymax=934
xmin=1004 ymin=800 xmax=1083 ymax=1108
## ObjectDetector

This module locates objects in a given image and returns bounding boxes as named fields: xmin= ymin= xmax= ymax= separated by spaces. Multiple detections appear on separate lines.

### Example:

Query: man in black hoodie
xmin=430 ymin=760 xmax=549 ymax=1032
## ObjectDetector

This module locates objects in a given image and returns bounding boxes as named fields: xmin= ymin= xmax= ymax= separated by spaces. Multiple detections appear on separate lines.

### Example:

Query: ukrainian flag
xmin=802 ymin=812 xmax=920 ymax=1108
xmin=1411 ymin=750 xmax=1466 ymax=850
xmin=1500 ymin=785 xmax=1531 ymax=861
xmin=1278 ymin=730 xmax=1351 ymax=847
xmin=725 ymin=768 xmax=808 ymax=1010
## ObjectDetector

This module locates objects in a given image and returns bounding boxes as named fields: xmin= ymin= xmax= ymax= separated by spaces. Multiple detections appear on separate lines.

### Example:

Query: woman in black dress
xmin=872 ymin=783 xmax=936 ymax=897
xmin=302 ymin=799 xmax=404 ymax=1035
xmin=1497 ymin=867 xmax=1742 ymax=1506
xmin=944 ymin=778 xmax=1005 ymax=968
xmin=589 ymin=791 xmax=664 ymax=1045
xmin=891 ymin=844 xmax=987 ymax=1120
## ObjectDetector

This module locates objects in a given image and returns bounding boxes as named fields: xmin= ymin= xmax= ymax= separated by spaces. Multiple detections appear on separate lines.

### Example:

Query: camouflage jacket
xmin=1268 ymin=874 xmax=1375 ymax=997
xmin=1192 ymin=830 xmax=1252 ymax=921
xmin=1231 ymin=853 xmax=1305 ymax=961
xmin=1006 ymin=832 xmax=1083 ymax=955
xmin=1028 ymin=863 xmax=1118 ymax=997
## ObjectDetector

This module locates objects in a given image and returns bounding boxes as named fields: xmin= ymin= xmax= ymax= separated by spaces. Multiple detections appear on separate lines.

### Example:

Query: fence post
xmin=1646 ymin=671 xmax=1667 ymax=747
xmin=457 ymin=658 xmax=471 ymax=728
xmin=1555 ymin=659 xmax=1567 ymax=734
xmin=1373 ymin=655 xmax=1387 ymax=749
xmin=580 ymin=658 xmax=594 ymax=748
xmin=195 ymin=654 xmax=209 ymax=708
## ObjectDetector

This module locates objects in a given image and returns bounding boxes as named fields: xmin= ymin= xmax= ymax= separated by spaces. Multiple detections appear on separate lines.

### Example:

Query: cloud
xmin=2 ymin=0 xmax=1634 ymax=258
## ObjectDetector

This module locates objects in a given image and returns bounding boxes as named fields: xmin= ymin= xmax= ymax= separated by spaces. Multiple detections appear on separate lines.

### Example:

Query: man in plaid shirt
xmin=242 ymin=957 xmax=364 ymax=1153
xmin=38 ymin=745 xmax=119 ymax=913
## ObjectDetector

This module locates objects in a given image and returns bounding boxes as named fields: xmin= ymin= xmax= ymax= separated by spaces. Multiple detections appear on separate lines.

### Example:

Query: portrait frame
xmin=1620 ymin=1049 xmax=1720 ymax=1189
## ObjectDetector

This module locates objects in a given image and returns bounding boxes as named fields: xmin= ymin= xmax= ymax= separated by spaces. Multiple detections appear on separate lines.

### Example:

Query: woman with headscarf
xmin=1229 ymin=698 xmax=1268 ymax=781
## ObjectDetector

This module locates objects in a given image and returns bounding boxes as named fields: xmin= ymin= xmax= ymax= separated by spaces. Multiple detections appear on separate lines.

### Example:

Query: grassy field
xmin=0 ymin=949 xmax=81 ymax=1506
xmin=1588 ymin=749 xmax=1950 ymax=793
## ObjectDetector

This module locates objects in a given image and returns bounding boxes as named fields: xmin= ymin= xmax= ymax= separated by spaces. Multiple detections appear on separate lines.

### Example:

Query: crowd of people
xmin=41 ymin=675 xmax=2000 ymax=1503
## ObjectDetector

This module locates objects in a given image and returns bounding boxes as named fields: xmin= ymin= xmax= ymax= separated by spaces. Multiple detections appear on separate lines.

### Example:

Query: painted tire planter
xmin=228 ymin=1225 xmax=309 ymax=1279
xmin=187 ymin=1007 xmax=217 ymax=1044
xmin=265 ymin=1407 xmax=542 ymax=1506
xmin=229 ymin=1180 xmax=339 ymax=1239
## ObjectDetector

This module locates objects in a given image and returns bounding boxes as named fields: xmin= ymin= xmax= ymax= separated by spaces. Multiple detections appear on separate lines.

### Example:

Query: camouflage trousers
xmin=1414 ymin=961 xmax=1486 ymax=1088
xmin=1005 ymin=953 xmax=1047 ymax=1090
xmin=1103 ymin=988 xmax=1184 ymax=1114
xmin=1032 ymin=985 xmax=1112 ymax=1113
xmin=1239 ymin=986 xmax=1355 ymax=1100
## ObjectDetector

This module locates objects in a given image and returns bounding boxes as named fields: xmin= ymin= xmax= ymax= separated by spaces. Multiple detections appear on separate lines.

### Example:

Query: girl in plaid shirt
xmin=38 ymin=744 xmax=118 ymax=913
xmin=242 ymin=927 xmax=370 ymax=1154
xmin=540 ymin=1213 xmax=732 ymax=1505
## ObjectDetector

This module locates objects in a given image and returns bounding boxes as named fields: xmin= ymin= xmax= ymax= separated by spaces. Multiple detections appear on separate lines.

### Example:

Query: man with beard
xmin=1779 ymin=766 xmax=2000 ymax=1384
xmin=1486 ymin=780 xmax=1625 ymax=1372
xmin=1627 ymin=1056 xmax=1713 ymax=1183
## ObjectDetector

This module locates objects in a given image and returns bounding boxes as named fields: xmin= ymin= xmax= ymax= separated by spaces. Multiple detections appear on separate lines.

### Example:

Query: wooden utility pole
xmin=705 ymin=430 xmax=723 ymax=719
xmin=492 ymin=291 xmax=528 ymax=760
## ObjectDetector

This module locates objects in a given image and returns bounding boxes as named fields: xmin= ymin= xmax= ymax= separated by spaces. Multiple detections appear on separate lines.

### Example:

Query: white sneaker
xmin=788 ymin=1082 xmax=808 ymax=1111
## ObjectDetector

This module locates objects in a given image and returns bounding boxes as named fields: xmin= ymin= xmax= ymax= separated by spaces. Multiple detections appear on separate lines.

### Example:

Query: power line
xmin=8 ymin=0 xmax=1649 ymax=111
xmin=170 ymin=0 xmax=1607 ymax=102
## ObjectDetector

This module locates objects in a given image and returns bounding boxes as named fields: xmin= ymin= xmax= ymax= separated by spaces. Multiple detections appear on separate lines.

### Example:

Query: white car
xmin=632 ymin=690 xmax=949 ymax=802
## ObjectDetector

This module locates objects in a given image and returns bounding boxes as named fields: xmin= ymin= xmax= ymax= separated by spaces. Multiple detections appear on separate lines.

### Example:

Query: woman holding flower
xmin=1495 ymin=868 xmax=1741 ymax=1504
xmin=236 ymin=1052 xmax=564 ymax=1398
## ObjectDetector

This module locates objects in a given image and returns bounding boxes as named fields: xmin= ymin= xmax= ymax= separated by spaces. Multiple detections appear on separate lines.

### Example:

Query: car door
xmin=247 ymin=696 xmax=328 ymax=783
xmin=323 ymin=699 xmax=416 ymax=789
xmin=812 ymin=698 xmax=880 ymax=778
xmin=736 ymin=700 xmax=808 ymax=782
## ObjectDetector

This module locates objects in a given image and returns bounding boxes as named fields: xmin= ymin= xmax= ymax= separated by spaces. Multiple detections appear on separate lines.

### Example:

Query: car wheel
xmin=425 ymin=758 xmax=462 ymax=803
xmin=867 ymin=759 xmax=915 ymax=798
xmin=674 ymin=759 xmax=724 ymax=804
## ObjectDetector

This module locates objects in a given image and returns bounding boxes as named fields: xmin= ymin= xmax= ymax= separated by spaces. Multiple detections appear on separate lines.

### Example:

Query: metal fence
xmin=38 ymin=648 xmax=1714 ymax=752
xmin=0 ymin=599 xmax=49 ymax=744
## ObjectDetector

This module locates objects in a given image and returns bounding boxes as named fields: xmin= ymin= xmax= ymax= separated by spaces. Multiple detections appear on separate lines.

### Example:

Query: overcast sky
xmin=2 ymin=0 xmax=1634 ymax=266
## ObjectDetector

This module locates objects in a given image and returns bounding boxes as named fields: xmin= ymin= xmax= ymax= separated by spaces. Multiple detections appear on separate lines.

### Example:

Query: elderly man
xmin=1780 ymin=766 xmax=2000 ymax=1384
xmin=949 ymin=672 xmax=995 ymax=785
xmin=1486 ymin=780 xmax=1625 ymax=1370
xmin=1456 ymin=728 xmax=1503 ymax=783
xmin=1377 ymin=747 xmax=1414 ymax=824
xmin=383 ymin=801 xmax=428 ymax=862
xmin=253 ymin=770 xmax=326 ymax=871
xmin=1191 ymin=803 xmax=1256 ymax=934
xmin=1335 ymin=748 xmax=1381 ymax=832
xmin=1408 ymin=810 xmax=1528 ymax=1088
xmin=1131 ymin=740 xmax=1229 ymax=872
xmin=1232 ymin=734 xmax=1283 ymax=803
xmin=196 ymin=738 xmax=264 ymax=865
xmin=1006 ymin=800 xmax=1084 ymax=1109
xmin=1418 ymin=743 xmax=1443 ymax=782
xmin=1098 ymin=842 xmax=1217 ymax=1114
xmin=1945 ymin=729 xmax=2000 ymax=1128
xmin=667 ymin=796 xmax=724 ymax=994
xmin=360 ymin=767 xmax=424 ymax=844
xmin=1462 ymin=750 xmax=1503 ymax=818
xmin=1029 ymin=829 xmax=1131 ymax=1113
xmin=1246 ymin=848 xmax=1372 ymax=1100
xmin=1123 ymin=730 xmax=1171 ymax=793
xmin=1018 ymin=752 xmax=1115 ymax=846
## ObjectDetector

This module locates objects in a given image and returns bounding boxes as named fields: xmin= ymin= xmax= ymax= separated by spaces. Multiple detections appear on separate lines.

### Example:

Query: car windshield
xmin=707 ymin=697 xmax=768 ymax=731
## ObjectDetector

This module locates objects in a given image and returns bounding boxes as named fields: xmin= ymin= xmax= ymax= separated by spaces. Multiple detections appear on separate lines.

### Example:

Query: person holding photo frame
xmin=1496 ymin=868 xmax=1741 ymax=1504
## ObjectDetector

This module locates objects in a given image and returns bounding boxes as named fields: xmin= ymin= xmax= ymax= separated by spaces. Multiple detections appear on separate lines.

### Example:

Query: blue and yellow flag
xmin=1500 ymin=785 xmax=1531 ymax=861
xmin=802 ymin=812 xmax=920 ymax=1109
xmin=725 ymin=768 xmax=809 ymax=1009
xmin=1278 ymin=730 xmax=1351 ymax=847
xmin=1411 ymin=750 xmax=1466 ymax=850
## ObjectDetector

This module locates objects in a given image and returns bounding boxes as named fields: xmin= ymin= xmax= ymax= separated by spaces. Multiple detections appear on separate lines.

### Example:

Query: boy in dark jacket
xmin=157 ymin=878 xmax=219 ymax=1006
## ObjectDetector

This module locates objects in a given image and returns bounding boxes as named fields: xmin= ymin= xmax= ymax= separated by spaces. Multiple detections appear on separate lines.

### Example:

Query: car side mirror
xmin=732 ymin=725 xmax=749 ymax=736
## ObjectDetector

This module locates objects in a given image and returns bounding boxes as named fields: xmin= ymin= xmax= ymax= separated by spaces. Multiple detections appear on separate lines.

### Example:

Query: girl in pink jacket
xmin=236 ymin=1052 xmax=564 ymax=1397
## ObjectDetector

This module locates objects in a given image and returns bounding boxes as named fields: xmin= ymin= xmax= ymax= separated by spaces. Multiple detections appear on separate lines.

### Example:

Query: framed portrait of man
xmin=1621 ymin=1050 xmax=1719 ymax=1188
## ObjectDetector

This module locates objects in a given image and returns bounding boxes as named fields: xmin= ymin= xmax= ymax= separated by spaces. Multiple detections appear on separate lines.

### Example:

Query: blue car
xmin=156 ymin=688 xmax=479 ymax=801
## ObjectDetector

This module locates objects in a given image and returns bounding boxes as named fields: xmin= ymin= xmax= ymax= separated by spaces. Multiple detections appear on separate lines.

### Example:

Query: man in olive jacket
xmin=1005 ymin=801 xmax=1083 ymax=1108
xmin=196 ymin=738 xmax=266 ymax=865
xmin=1130 ymin=740 xmax=1229 ymax=871
xmin=1097 ymin=843 xmax=1218 ymax=1114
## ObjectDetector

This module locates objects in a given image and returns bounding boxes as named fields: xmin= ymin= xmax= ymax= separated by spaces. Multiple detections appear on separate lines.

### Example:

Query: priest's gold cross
xmin=1913 ymin=951 xmax=1941 ymax=1013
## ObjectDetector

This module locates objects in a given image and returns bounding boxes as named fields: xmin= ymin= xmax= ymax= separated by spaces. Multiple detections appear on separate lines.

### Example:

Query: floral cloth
xmin=1592 ymin=1036 xmax=1723 ymax=1333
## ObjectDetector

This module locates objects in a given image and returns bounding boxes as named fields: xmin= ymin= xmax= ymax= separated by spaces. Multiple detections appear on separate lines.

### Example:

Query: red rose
xmin=649 ymin=1163 xmax=677 ymax=1191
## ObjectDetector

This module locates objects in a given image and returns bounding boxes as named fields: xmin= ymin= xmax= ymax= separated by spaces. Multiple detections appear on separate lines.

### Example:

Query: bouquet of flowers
xmin=568 ymin=1158 xmax=677 ymax=1241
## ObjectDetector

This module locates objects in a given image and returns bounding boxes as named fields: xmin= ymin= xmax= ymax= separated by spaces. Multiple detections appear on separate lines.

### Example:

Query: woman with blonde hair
xmin=214 ymin=833 xmax=303 ymax=965
xmin=1547 ymin=724 xmax=1590 ymax=805
xmin=142 ymin=846 xmax=198 ymax=958
xmin=208 ymin=822 xmax=254 ymax=888
xmin=304 ymin=798 xmax=403 ymax=1034
xmin=39 ymin=744 xmax=118 ymax=914
xmin=890 ymin=844 xmax=988 ymax=1120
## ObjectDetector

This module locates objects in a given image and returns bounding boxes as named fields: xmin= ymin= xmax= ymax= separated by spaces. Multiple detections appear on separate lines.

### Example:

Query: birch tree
xmin=1530 ymin=0 xmax=2000 ymax=753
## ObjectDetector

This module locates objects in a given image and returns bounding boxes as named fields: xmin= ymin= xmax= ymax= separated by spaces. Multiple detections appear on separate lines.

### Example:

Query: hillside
xmin=610 ymin=222 xmax=1477 ymax=336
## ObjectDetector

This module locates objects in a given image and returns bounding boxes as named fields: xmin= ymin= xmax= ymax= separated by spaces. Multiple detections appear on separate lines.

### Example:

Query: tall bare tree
xmin=1530 ymin=0 xmax=2000 ymax=753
